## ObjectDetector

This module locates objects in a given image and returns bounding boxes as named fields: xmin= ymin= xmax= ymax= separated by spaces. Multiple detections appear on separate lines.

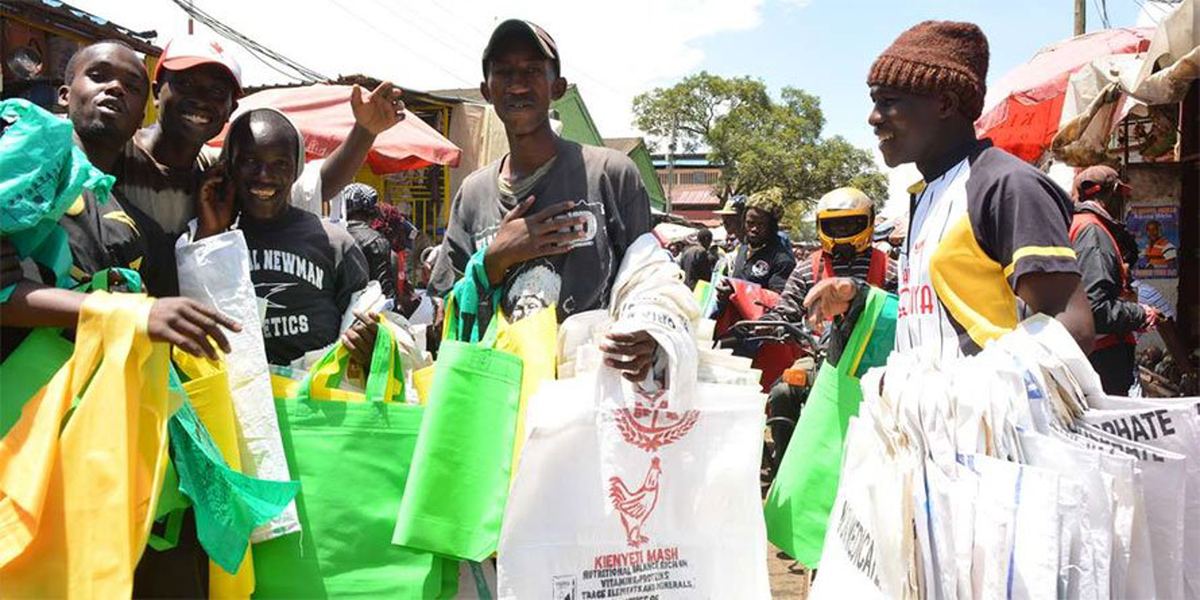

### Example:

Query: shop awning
xmin=976 ymin=28 xmax=1153 ymax=163
xmin=209 ymin=84 xmax=461 ymax=173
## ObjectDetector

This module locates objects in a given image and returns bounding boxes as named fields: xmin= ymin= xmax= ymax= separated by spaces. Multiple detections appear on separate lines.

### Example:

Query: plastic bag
xmin=0 ymin=98 xmax=114 ymax=299
xmin=172 ymin=351 xmax=300 ymax=595
xmin=175 ymin=227 xmax=298 ymax=541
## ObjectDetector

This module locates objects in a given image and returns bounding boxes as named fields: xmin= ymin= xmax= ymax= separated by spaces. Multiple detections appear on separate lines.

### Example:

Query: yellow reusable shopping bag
xmin=412 ymin=365 xmax=435 ymax=405
xmin=492 ymin=305 xmax=558 ymax=478
xmin=0 ymin=291 xmax=171 ymax=599
xmin=173 ymin=350 xmax=255 ymax=599
xmin=296 ymin=314 xmax=405 ymax=403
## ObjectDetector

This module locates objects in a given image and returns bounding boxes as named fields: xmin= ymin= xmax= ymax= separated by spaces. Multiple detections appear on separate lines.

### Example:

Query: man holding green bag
xmin=427 ymin=19 xmax=661 ymax=381
xmin=766 ymin=20 xmax=1097 ymax=570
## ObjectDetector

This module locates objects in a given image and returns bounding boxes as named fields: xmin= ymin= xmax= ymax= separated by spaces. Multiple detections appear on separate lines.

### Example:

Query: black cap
xmin=481 ymin=19 xmax=559 ymax=77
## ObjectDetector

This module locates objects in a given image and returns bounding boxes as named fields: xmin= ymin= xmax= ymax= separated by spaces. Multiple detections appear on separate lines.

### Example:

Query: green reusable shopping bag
xmin=294 ymin=313 xmax=405 ymax=403
xmin=763 ymin=287 xmax=897 ymax=567
xmin=251 ymin=398 xmax=455 ymax=599
xmin=391 ymin=282 xmax=524 ymax=562
xmin=0 ymin=329 xmax=73 ymax=437
xmin=0 ymin=268 xmax=140 ymax=436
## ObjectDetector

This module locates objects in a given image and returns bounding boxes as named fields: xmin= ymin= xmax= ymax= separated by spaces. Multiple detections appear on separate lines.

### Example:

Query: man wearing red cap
xmin=806 ymin=20 xmax=1095 ymax=359
xmin=1070 ymin=164 xmax=1159 ymax=393
xmin=118 ymin=36 xmax=405 ymax=296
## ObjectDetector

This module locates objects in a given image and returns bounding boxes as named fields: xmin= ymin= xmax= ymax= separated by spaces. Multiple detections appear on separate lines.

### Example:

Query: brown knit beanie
xmin=867 ymin=21 xmax=990 ymax=120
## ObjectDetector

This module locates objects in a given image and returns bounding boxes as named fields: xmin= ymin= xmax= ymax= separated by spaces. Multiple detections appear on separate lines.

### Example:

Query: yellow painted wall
xmin=142 ymin=55 xmax=158 ymax=127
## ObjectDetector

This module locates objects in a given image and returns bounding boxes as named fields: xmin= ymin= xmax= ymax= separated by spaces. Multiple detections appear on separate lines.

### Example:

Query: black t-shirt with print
xmin=58 ymin=189 xmax=148 ymax=286
xmin=2 ymin=190 xmax=149 ymax=362
xmin=239 ymin=207 xmax=369 ymax=365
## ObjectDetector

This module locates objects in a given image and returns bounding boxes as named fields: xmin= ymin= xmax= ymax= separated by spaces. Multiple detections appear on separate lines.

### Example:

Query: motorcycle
xmin=717 ymin=319 xmax=827 ymax=486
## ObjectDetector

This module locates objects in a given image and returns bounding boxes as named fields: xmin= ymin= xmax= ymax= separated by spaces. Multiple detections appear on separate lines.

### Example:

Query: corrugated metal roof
xmin=429 ymin=87 xmax=487 ymax=103
xmin=671 ymin=209 xmax=721 ymax=226
xmin=653 ymin=158 xmax=718 ymax=168
xmin=1 ymin=1 xmax=161 ymax=55
xmin=603 ymin=137 xmax=643 ymax=155
xmin=670 ymin=188 xmax=720 ymax=207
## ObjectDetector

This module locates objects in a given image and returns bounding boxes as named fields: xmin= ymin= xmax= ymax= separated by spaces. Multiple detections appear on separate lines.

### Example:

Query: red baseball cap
xmin=1073 ymin=165 xmax=1129 ymax=200
xmin=153 ymin=36 xmax=243 ymax=95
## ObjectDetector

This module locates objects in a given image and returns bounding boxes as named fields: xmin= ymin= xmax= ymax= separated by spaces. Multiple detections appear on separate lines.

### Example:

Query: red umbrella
xmin=208 ymin=84 xmax=461 ymax=173
xmin=976 ymin=28 xmax=1153 ymax=163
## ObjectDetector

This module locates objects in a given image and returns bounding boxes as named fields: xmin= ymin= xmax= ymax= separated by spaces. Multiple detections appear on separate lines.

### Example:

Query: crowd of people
xmin=0 ymin=11 xmax=1195 ymax=599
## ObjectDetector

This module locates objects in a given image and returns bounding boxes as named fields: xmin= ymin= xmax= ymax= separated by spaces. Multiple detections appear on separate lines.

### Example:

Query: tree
xmin=632 ymin=72 xmax=887 ymax=237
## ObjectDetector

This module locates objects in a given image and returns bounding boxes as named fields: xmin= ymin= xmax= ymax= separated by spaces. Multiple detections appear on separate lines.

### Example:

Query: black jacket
xmin=1071 ymin=204 xmax=1145 ymax=337
xmin=347 ymin=220 xmax=398 ymax=301
xmin=729 ymin=236 xmax=796 ymax=294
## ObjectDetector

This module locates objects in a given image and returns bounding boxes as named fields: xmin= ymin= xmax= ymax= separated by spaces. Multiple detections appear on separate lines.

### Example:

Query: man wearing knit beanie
xmin=804 ymin=20 xmax=1095 ymax=362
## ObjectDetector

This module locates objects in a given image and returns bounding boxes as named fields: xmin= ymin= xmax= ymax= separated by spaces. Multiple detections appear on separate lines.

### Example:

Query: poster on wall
xmin=1126 ymin=204 xmax=1180 ymax=279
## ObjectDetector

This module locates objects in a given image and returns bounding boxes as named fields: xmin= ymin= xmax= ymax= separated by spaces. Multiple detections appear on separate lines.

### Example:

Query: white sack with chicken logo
xmin=498 ymin=231 xmax=767 ymax=598
xmin=496 ymin=366 xmax=769 ymax=599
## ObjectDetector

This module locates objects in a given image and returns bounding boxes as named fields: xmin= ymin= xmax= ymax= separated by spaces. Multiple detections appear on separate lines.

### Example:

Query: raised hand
xmin=803 ymin=277 xmax=860 ymax=324
xmin=196 ymin=161 xmax=236 ymax=239
xmin=351 ymin=82 xmax=406 ymax=136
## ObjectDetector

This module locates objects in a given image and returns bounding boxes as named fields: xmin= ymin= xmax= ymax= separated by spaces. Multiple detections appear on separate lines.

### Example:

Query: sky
xmin=71 ymin=0 xmax=1174 ymax=213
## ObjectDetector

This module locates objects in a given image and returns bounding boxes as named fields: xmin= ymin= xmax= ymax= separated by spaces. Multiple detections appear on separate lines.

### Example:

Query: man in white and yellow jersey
xmin=805 ymin=20 xmax=1095 ymax=360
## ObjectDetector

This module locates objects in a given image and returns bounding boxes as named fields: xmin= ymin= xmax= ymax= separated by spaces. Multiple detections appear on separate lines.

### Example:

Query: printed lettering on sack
xmin=835 ymin=502 xmax=881 ymax=587
xmin=571 ymin=546 xmax=695 ymax=599
xmin=1075 ymin=425 xmax=1169 ymax=463
xmin=1094 ymin=409 xmax=1177 ymax=443
xmin=553 ymin=574 xmax=578 ymax=599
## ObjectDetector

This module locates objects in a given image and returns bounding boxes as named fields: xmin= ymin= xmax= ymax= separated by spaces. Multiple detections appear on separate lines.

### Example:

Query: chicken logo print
xmin=607 ymin=387 xmax=699 ymax=547
xmin=608 ymin=457 xmax=662 ymax=548
xmin=613 ymin=388 xmax=700 ymax=452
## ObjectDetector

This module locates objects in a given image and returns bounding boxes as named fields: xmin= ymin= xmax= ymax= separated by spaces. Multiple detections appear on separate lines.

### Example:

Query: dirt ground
xmin=767 ymin=543 xmax=810 ymax=599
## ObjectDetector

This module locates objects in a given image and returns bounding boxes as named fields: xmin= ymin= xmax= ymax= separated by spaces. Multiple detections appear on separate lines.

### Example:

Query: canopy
xmin=1053 ymin=0 xmax=1200 ymax=165
xmin=208 ymin=84 xmax=461 ymax=174
xmin=976 ymin=28 xmax=1153 ymax=163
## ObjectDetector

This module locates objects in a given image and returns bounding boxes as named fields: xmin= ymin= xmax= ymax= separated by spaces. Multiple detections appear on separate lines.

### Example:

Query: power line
xmin=363 ymin=0 xmax=485 ymax=65
xmin=425 ymin=2 xmax=492 ymax=38
xmin=372 ymin=1 xmax=625 ymax=100
xmin=169 ymin=0 xmax=330 ymax=82
xmin=1092 ymin=0 xmax=1112 ymax=28
xmin=324 ymin=0 xmax=475 ymax=86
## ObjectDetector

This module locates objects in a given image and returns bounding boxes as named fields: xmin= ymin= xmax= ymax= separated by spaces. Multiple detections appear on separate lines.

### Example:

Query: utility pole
xmin=1074 ymin=0 xmax=1086 ymax=36
xmin=666 ymin=116 xmax=677 ymax=215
